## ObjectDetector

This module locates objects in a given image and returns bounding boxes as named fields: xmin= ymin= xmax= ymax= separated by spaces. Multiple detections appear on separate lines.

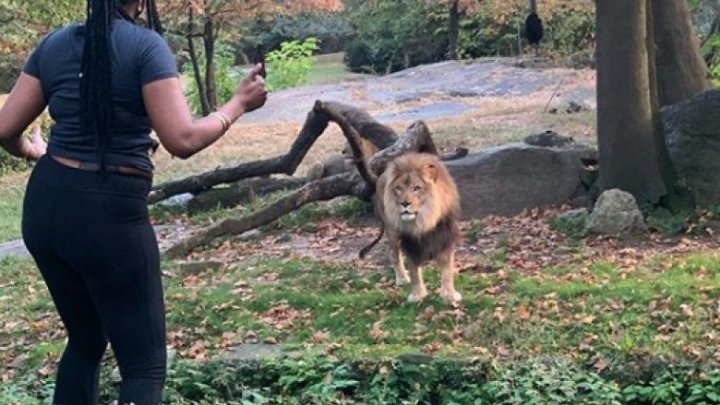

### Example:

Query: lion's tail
xmin=359 ymin=225 xmax=385 ymax=259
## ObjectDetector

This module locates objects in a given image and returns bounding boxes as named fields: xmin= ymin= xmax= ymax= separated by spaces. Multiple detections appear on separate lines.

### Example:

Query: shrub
xmin=265 ymin=38 xmax=320 ymax=91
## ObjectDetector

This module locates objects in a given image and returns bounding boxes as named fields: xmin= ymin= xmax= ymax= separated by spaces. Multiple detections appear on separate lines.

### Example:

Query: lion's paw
xmin=407 ymin=290 xmax=428 ymax=303
xmin=395 ymin=275 xmax=411 ymax=286
xmin=440 ymin=289 xmax=462 ymax=303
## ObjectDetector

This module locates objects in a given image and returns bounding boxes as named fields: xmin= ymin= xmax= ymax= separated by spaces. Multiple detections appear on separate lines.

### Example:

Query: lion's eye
xmin=413 ymin=186 xmax=423 ymax=192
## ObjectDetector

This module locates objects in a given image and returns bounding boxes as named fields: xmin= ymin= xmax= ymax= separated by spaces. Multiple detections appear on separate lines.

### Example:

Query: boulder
xmin=588 ymin=189 xmax=646 ymax=237
xmin=662 ymin=88 xmax=720 ymax=206
xmin=445 ymin=143 xmax=596 ymax=219
xmin=552 ymin=208 xmax=590 ymax=239
xmin=524 ymin=130 xmax=574 ymax=148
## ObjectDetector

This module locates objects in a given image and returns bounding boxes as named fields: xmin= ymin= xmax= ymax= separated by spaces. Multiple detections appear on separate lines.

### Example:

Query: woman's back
xmin=25 ymin=19 xmax=177 ymax=171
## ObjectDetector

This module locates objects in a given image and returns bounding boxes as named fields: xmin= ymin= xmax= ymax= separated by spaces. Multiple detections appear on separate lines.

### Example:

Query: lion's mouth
xmin=400 ymin=209 xmax=417 ymax=222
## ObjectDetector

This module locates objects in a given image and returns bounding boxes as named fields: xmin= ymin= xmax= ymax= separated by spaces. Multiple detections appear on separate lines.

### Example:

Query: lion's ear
xmin=422 ymin=163 xmax=438 ymax=183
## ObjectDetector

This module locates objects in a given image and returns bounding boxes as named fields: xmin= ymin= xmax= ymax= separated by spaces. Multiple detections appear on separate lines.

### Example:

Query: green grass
xmin=0 ymin=177 xmax=26 ymax=242
xmin=6 ymin=251 xmax=720 ymax=369
xmin=5 ymin=245 xmax=720 ymax=402
xmin=308 ymin=52 xmax=368 ymax=86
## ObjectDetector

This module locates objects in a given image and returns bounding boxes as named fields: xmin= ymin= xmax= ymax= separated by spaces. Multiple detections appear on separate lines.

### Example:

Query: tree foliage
xmin=157 ymin=0 xmax=343 ymax=114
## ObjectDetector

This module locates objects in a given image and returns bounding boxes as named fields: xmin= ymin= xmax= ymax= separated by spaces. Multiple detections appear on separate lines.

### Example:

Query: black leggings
xmin=22 ymin=156 xmax=166 ymax=405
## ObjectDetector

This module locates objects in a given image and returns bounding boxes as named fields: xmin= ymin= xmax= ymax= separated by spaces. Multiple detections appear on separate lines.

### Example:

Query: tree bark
xmin=596 ymin=0 xmax=670 ymax=204
xmin=448 ymin=0 xmax=460 ymax=60
xmin=652 ymin=0 xmax=711 ymax=107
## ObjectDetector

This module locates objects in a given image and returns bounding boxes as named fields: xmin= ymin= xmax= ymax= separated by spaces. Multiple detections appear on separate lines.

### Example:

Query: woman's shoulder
xmin=114 ymin=20 xmax=164 ymax=42
xmin=41 ymin=23 xmax=82 ymax=44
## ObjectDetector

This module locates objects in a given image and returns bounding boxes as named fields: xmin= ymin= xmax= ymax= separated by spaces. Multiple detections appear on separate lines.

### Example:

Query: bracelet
xmin=209 ymin=111 xmax=232 ymax=132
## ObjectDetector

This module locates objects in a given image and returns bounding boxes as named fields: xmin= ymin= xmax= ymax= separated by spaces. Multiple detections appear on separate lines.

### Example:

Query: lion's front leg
xmin=388 ymin=232 xmax=410 ymax=286
xmin=438 ymin=250 xmax=462 ymax=303
xmin=407 ymin=262 xmax=428 ymax=302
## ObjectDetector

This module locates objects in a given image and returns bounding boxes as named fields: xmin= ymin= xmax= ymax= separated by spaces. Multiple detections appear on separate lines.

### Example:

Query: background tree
xmin=159 ymin=0 xmax=342 ymax=115
xmin=653 ymin=0 xmax=710 ymax=107
xmin=429 ymin=0 xmax=480 ymax=60
xmin=596 ymin=0 xmax=711 ymax=204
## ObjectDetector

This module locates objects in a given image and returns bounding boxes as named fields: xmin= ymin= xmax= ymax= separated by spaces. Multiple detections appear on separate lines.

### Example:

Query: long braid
xmin=81 ymin=0 xmax=164 ymax=174
xmin=81 ymin=0 xmax=117 ymax=173
xmin=145 ymin=0 xmax=163 ymax=34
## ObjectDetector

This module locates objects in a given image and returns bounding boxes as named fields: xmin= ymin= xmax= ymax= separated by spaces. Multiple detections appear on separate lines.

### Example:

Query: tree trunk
xmin=652 ymin=0 xmax=711 ymax=107
xmin=596 ymin=0 xmax=671 ymax=204
xmin=448 ymin=0 xmax=460 ymax=60
xmin=187 ymin=7 xmax=210 ymax=116
xmin=203 ymin=14 xmax=217 ymax=112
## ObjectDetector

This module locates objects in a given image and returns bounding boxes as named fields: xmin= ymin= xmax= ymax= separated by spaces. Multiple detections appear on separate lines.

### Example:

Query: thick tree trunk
xmin=653 ymin=0 xmax=711 ymax=107
xmin=448 ymin=0 xmax=460 ymax=60
xmin=596 ymin=0 xmax=671 ymax=204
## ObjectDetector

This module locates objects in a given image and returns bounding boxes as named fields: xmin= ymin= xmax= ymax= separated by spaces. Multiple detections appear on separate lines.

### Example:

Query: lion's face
xmin=390 ymin=170 xmax=434 ymax=223
xmin=378 ymin=153 xmax=460 ymax=238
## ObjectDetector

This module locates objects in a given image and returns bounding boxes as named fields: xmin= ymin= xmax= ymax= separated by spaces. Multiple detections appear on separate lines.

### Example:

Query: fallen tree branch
xmin=316 ymin=100 xmax=378 ymax=186
xmin=149 ymin=101 xmax=398 ymax=204
xmin=186 ymin=177 xmax=309 ymax=214
xmin=164 ymin=172 xmax=360 ymax=258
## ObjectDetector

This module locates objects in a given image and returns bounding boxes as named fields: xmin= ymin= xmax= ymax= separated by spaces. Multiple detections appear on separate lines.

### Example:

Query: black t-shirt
xmin=23 ymin=20 xmax=178 ymax=171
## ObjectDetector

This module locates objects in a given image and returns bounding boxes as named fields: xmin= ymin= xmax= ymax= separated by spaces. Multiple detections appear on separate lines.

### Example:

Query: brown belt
xmin=50 ymin=155 xmax=153 ymax=180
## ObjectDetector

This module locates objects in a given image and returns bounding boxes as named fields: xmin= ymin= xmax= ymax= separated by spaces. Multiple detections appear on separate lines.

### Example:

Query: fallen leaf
xmin=311 ymin=330 xmax=330 ymax=344
xmin=592 ymin=357 xmax=609 ymax=372
xmin=370 ymin=320 xmax=389 ymax=342
xmin=493 ymin=307 xmax=506 ymax=322
xmin=681 ymin=304 xmax=694 ymax=318
xmin=516 ymin=306 xmax=531 ymax=320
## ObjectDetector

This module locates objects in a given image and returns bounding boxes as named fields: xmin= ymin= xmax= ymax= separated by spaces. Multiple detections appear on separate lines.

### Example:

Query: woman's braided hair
xmin=80 ymin=0 xmax=162 ymax=171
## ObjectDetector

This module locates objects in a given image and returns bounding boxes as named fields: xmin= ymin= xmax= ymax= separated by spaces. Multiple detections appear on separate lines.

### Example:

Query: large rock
xmin=445 ymin=143 xmax=596 ymax=219
xmin=662 ymin=88 xmax=720 ymax=206
xmin=588 ymin=189 xmax=646 ymax=237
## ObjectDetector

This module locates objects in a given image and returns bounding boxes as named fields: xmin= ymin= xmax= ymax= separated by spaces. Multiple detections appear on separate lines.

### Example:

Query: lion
xmin=360 ymin=152 xmax=462 ymax=303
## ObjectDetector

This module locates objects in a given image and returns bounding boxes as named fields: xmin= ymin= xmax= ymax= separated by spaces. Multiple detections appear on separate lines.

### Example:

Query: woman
xmin=0 ymin=0 xmax=267 ymax=403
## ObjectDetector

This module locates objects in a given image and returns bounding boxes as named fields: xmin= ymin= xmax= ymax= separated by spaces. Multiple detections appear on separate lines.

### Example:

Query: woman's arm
xmin=143 ymin=64 xmax=267 ymax=159
xmin=0 ymin=73 xmax=48 ymax=160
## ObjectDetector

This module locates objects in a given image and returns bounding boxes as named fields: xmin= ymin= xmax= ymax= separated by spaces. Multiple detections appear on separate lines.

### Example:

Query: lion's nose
xmin=401 ymin=201 xmax=411 ymax=208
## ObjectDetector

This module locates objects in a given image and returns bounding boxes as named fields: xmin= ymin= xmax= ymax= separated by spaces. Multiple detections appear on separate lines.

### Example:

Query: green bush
xmin=265 ymin=38 xmax=320 ymax=91
xmin=7 ymin=356 xmax=720 ymax=404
